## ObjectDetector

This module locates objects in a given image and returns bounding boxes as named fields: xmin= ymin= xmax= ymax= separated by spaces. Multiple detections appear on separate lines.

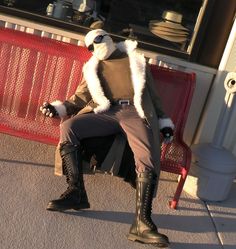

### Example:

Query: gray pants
xmin=60 ymin=105 xmax=157 ymax=173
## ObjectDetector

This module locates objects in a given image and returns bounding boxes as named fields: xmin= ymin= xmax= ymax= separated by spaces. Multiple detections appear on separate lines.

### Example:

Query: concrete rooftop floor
xmin=0 ymin=132 xmax=235 ymax=249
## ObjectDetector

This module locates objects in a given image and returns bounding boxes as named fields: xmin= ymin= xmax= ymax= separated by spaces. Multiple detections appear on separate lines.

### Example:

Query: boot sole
xmin=46 ymin=203 xmax=90 ymax=212
xmin=127 ymin=233 xmax=169 ymax=248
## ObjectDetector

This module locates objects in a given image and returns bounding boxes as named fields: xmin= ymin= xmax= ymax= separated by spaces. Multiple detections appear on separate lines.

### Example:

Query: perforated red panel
xmin=150 ymin=65 xmax=196 ymax=174
xmin=0 ymin=28 xmax=91 ymax=144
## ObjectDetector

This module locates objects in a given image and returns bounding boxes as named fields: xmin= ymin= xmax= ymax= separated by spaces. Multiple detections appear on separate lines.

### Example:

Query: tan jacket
xmin=54 ymin=40 xmax=166 ymax=176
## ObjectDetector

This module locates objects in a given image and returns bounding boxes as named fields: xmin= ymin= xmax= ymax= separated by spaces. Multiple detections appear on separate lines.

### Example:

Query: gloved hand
xmin=160 ymin=127 xmax=174 ymax=144
xmin=40 ymin=102 xmax=58 ymax=118
xmin=159 ymin=118 xmax=174 ymax=144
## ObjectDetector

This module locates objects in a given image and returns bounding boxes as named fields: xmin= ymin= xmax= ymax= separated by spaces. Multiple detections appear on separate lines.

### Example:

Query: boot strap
xmin=60 ymin=142 xmax=79 ymax=156
xmin=136 ymin=177 xmax=156 ymax=185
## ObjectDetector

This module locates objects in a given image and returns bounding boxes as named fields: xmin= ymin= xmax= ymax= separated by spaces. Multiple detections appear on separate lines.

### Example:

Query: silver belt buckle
xmin=118 ymin=99 xmax=130 ymax=105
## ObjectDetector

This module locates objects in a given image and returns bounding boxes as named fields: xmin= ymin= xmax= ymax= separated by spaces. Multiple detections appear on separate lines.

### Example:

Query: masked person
xmin=40 ymin=29 xmax=174 ymax=247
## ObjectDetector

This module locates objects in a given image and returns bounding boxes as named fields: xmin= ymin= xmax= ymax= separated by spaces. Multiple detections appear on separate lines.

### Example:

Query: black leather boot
xmin=127 ymin=172 xmax=169 ymax=247
xmin=46 ymin=142 xmax=90 ymax=211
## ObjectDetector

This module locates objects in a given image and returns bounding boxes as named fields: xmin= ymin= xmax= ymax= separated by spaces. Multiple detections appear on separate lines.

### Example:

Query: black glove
xmin=160 ymin=127 xmax=174 ymax=144
xmin=40 ymin=102 xmax=58 ymax=118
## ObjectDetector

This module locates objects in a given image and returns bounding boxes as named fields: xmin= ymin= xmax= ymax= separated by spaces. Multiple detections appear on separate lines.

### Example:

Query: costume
xmin=40 ymin=29 xmax=174 ymax=247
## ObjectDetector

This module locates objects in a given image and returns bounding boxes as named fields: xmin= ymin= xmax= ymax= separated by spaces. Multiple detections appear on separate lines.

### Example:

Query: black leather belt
xmin=112 ymin=99 xmax=133 ymax=105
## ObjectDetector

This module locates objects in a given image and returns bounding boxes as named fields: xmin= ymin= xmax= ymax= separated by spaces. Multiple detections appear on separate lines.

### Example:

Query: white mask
xmin=93 ymin=35 xmax=116 ymax=60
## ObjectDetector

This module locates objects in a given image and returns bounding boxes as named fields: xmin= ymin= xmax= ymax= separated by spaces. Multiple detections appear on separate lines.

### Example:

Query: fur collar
xmin=83 ymin=40 xmax=146 ymax=118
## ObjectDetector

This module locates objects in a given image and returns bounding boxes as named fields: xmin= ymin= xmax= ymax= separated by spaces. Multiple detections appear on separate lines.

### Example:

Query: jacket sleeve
xmin=145 ymin=64 xmax=167 ymax=118
xmin=63 ymin=77 xmax=93 ymax=115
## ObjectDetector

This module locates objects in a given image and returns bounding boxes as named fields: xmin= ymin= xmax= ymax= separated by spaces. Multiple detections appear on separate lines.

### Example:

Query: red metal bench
xmin=0 ymin=27 xmax=195 ymax=209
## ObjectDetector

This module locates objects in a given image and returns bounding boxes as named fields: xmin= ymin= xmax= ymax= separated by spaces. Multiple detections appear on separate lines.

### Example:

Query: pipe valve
xmin=224 ymin=72 xmax=236 ymax=93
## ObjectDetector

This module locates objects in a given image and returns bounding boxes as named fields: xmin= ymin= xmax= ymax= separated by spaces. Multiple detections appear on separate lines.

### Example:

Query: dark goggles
xmin=87 ymin=34 xmax=108 ymax=52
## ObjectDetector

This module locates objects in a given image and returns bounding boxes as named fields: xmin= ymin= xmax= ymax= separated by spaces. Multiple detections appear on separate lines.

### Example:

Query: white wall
xmin=193 ymin=18 xmax=236 ymax=155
